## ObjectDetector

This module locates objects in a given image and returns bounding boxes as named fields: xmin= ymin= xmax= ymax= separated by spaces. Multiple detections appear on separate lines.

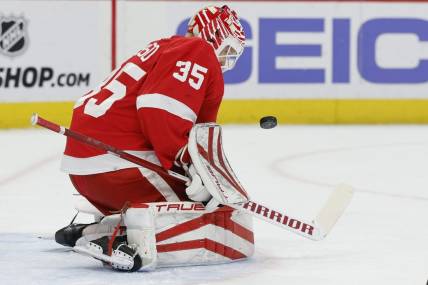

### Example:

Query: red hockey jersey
xmin=61 ymin=36 xmax=224 ymax=174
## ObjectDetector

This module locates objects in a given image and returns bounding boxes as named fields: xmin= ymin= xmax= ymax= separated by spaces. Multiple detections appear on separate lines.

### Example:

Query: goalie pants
xmin=69 ymin=167 xmax=188 ymax=215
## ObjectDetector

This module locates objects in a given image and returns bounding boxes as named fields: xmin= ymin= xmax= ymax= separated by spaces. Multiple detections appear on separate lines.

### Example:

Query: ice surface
xmin=0 ymin=126 xmax=427 ymax=284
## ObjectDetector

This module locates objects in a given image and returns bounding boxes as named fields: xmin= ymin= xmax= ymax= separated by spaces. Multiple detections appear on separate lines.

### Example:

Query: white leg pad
xmin=75 ymin=203 xmax=254 ymax=271
xmin=154 ymin=205 xmax=255 ymax=268
xmin=124 ymin=206 xmax=158 ymax=271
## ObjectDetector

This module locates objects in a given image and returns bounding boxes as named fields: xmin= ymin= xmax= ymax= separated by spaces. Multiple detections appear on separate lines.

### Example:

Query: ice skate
xmin=74 ymin=235 xmax=142 ymax=272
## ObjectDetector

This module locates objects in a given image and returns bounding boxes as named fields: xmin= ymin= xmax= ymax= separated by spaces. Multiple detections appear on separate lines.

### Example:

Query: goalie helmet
xmin=187 ymin=5 xmax=245 ymax=72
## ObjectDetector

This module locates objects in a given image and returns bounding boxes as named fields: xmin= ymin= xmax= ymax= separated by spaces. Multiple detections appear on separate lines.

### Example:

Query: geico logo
xmin=155 ymin=203 xmax=206 ymax=212
xmin=177 ymin=18 xmax=428 ymax=84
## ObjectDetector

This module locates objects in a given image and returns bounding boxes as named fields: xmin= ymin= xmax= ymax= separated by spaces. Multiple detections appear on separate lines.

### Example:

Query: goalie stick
xmin=31 ymin=113 xmax=353 ymax=241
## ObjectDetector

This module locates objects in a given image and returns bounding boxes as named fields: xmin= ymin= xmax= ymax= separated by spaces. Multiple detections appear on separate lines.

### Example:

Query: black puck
xmin=260 ymin=116 xmax=277 ymax=129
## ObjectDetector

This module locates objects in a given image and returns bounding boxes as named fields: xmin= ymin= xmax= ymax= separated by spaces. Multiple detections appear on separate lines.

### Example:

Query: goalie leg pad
xmin=73 ymin=202 xmax=254 ymax=271
xmin=124 ymin=205 xmax=158 ymax=271
xmin=154 ymin=204 xmax=255 ymax=267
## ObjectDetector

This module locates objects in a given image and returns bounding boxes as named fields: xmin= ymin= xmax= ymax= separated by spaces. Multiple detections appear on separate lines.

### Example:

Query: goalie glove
xmin=185 ymin=165 xmax=212 ymax=202
xmin=175 ymin=145 xmax=212 ymax=202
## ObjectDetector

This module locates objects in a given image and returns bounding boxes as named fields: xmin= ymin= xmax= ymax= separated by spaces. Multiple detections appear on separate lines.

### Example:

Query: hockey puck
xmin=259 ymin=116 xmax=277 ymax=129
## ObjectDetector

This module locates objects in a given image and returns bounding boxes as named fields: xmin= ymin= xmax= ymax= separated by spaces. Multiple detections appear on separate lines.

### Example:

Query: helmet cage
xmin=216 ymin=36 xmax=244 ymax=72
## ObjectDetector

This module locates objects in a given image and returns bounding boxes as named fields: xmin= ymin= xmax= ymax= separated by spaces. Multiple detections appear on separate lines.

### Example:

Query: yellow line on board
xmin=0 ymin=102 xmax=74 ymax=129
xmin=2 ymin=99 xmax=428 ymax=129
xmin=218 ymin=99 xmax=337 ymax=124
xmin=335 ymin=99 xmax=428 ymax=124
xmin=218 ymin=99 xmax=428 ymax=124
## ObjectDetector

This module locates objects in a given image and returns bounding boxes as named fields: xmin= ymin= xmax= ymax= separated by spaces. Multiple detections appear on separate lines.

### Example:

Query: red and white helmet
xmin=187 ymin=5 xmax=245 ymax=72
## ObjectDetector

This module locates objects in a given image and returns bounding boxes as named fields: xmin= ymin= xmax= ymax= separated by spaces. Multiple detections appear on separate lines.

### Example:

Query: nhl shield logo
xmin=0 ymin=16 xmax=28 ymax=57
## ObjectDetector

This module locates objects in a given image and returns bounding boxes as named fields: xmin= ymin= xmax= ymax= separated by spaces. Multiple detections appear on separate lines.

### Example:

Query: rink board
xmin=4 ymin=99 xmax=428 ymax=128
xmin=1 ymin=0 xmax=428 ymax=128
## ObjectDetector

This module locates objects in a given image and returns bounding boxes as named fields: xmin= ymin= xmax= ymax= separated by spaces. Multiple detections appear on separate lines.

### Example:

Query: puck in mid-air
xmin=260 ymin=116 xmax=277 ymax=129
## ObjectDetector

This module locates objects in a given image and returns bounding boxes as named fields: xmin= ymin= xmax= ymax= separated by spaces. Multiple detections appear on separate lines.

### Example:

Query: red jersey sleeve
xmin=136 ymin=37 xmax=224 ymax=169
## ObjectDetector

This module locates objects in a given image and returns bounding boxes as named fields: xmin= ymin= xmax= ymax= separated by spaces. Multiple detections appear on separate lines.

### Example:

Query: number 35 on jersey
xmin=173 ymin=61 xmax=208 ymax=90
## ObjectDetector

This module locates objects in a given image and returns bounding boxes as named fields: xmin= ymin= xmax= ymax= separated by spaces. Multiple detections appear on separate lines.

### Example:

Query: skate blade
xmin=73 ymin=245 xmax=133 ymax=267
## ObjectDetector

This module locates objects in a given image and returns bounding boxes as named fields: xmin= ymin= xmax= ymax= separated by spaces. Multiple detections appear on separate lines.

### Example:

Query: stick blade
xmin=313 ymin=184 xmax=354 ymax=238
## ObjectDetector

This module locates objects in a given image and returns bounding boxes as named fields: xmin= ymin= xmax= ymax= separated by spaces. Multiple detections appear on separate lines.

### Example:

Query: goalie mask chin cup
xmin=187 ymin=5 xmax=245 ymax=73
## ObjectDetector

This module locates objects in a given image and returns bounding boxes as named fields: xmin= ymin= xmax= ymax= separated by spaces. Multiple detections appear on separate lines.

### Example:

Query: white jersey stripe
xmin=138 ymin=168 xmax=180 ymax=202
xmin=123 ymin=62 xmax=146 ymax=80
xmin=136 ymin=93 xmax=197 ymax=123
